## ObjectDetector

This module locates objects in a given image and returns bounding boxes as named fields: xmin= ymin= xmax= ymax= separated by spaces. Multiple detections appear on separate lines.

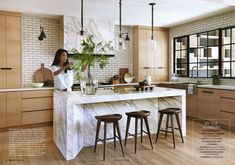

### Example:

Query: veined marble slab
xmin=53 ymin=87 xmax=186 ymax=160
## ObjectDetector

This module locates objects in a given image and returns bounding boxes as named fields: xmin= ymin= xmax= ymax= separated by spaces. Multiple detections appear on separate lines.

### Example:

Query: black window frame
xmin=173 ymin=24 xmax=235 ymax=79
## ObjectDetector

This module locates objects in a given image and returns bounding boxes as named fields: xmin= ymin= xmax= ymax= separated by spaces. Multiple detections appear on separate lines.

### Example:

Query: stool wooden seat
xmin=95 ymin=114 xmax=122 ymax=122
xmin=125 ymin=110 xmax=153 ymax=153
xmin=94 ymin=114 xmax=124 ymax=160
xmin=155 ymin=108 xmax=184 ymax=148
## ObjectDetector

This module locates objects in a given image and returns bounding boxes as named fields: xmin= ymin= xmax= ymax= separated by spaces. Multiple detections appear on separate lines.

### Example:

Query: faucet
xmin=191 ymin=66 xmax=198 ymax=78
xmin=191 ymin=66 xmax=201 ymax=84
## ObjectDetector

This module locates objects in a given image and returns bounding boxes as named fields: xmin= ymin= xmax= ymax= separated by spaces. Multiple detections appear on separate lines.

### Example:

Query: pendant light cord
xmin=119 ymin=0 xmax=122 ymax=38
xmin=149 ymin=3 xmax=156 ymax=40
xmin=151 ymin=4 xmax=154 ymax=40
xmin=80 ymin=0 xmax=84 ymax=34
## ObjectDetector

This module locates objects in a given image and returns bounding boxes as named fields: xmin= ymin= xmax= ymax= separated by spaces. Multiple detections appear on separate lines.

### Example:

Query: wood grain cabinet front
xmin=0 ymin=93 xmax=7 ymax=128
xmin=220 ymin=90 xmax=235 ymax=127
xmin=21 ymin=90 xmax=53 ymax=125
xmin=0 ymin=11 xmax=21 ymax=89
xmin=198 ymin=88 xmax=220 ymax=120
xmin=6 ymin=92 xmax=22 ymax=127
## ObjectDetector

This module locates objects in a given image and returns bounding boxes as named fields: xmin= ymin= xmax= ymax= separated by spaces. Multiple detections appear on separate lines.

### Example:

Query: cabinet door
xmin=198 ymin=88 xmax=220 ymax=120
xmin=7 ymin=92 xmax=21 ymax=127
xmin=138 ymin=29 xmax=147 ymax=68
xmin=6 ymin=16 xmax=21 ymax=88
xmin=186 ymin=94 xmax=198 ymax=118
xmin=0 ymin=93 xmax=7 ymax=128
xmin=154 ymin=30 xmax=169 ymax=81
xmin=0 ymin=15 xmax=6 ymax=88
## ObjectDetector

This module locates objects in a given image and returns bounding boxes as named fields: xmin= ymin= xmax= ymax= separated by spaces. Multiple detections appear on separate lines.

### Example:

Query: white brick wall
xmin=169 ymin=10 xmax=235 ymax=85
xmin=87 ymin=26 xmax=133 ymax=82
xmin=22 ymin=16 xmax=133 ymax=85
xmin=21 ymin=16 xmax=60 ymax=85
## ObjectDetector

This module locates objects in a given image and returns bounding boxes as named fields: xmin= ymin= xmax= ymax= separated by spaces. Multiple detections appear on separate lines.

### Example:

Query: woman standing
xmin=51 ymin=49 xmax=73 ymax=91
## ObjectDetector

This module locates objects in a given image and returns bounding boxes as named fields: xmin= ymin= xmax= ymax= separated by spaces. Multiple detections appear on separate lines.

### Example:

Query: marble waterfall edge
xmin=53 ymin=88 xmax=186 ymax=160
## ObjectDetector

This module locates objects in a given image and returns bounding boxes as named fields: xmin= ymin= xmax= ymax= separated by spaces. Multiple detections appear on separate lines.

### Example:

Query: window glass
xmin=198 ymin=32 xmax=207 ymax=47
xmin=221 ymin=45 xmax=231 ymax=61
xmin=222 ymin=29 xmax=230 ymax=45
xmin=208 ymin=30 xmax=219 ymax=46
xmin=221 ymin=62 xmax=231 ymax=77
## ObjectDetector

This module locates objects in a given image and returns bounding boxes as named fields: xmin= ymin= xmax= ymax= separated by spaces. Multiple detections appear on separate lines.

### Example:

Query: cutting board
xmin=34 ymin=63 xmax=53 ymax=86
xmin=119 ymin=68 xmax=129 ymax=83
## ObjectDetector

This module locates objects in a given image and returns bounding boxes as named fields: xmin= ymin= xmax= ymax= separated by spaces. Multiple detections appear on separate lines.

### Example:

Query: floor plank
xmin=0 ymin=118 xmax=235 ymax=165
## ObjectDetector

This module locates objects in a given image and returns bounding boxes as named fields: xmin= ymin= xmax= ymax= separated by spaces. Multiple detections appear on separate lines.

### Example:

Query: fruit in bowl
xmin=32 ymin=83 xmax=44 ymax=88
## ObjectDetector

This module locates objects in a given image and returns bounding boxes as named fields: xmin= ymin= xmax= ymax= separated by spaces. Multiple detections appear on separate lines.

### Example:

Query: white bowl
xmin=124 ymin=73 xmax=134 ymax=83
xmin=32 ymin=83 xmax=44 ymax=88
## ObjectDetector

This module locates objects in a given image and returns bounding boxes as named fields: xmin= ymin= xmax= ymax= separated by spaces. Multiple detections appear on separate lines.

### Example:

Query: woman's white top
xmin=51 ymin=65 xmax=73 ymax=91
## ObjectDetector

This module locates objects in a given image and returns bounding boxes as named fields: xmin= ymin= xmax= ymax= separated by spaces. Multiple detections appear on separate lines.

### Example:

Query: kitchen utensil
xmin=32 ymin=83 xmax=44 ymax=88
xmin=119 ymin=68 xmax=129 ymax=83
xmin=34 ymin=63 xmax=53 ymax=86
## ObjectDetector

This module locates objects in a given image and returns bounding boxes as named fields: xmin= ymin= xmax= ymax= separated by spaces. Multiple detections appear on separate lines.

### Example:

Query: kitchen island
xmin=53 ymin=87 xmax=186 ymax=160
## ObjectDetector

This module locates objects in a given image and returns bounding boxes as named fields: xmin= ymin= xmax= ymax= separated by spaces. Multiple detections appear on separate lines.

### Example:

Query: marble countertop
xmin=0 ymin=87 xmax=54 ymax=92
xmin=59 ymin=87 xmax=186 ymax=104
xmin=197 ymin=85 xmax=235 ymax=91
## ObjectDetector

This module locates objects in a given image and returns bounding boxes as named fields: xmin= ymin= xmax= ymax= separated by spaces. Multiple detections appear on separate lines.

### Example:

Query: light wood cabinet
xmin=7 ymin=92 xmax=22 ymax=127
xmin=0 ymin=89 xmax=53 ymax=128
xmin=133 ymin=26 xmax=169 ymax=82
xmin=220 ymin=90 xmax=235 ymax=127
xmin=0 ymin=93 xmax=7 ymax=128
xmin=0 ymin=92 xmax=21 ymax=127
xmin=186 ymin=94 xmax=198 ymax=118
xmin=198 ymin=88 xmax=220 ymax=120
xmin=21 ymin=90 xmax=53 ymax=125
xmin=0 ymin=11 xmax=21 ymax=89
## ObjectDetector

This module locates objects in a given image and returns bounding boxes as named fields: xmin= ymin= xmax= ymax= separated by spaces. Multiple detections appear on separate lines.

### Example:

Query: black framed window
xmin=221 ymin=27 xmax=235 ymax=77
xmin=174 ymin=29 xmax=222 ymax=78
xmin=174 ymin=36 xmax=188 ymax=77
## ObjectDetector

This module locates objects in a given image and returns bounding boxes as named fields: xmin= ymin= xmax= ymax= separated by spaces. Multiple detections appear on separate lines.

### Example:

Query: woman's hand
xmin=63 ymin=62 xmax=73 ymax=69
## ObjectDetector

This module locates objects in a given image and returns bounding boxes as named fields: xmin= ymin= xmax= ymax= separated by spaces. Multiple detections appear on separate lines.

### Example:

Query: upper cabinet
xmin=0 ymin=11 xmax=21 ymax=89
xmin=133 ymin=26 xmax=169 ymax=82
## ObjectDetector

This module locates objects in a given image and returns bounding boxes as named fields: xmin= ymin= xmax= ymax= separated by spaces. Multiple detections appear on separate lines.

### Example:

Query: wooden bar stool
xmin=94 ymin=114 xmax=124 ymax=160
xmin=124 ymin=110 xmax=153 ymax=153
xmin=155 ymin=108 xmax=184 ymax=148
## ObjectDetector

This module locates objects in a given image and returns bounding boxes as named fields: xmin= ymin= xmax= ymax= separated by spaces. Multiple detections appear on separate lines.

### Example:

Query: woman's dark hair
xmin=52 ymin=49 xmax=71 ymax=73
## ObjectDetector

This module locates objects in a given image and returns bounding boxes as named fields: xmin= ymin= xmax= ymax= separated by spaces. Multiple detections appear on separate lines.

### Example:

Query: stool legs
xmin=103 ymin=122 xmax=107 ymax=160
xmin=124 ymin=116 xmax=131 ymax=146
xmin=113 ymin=123 xmax=116 ymax=148
xmin=134 ymin=118 xmax=138 ymax=153
xmin=170 ymin=115 xmax=175 ymax=148
xmin=94 ymin=120 xmax=101 ymax=152
xmin=116 ymin=122 xmax=125 ymax=156
xmin=165 ymin=114 xmax=169 ymax=138
xmin=141 ymin=119 xmax=143 ymax=143
xmin=144 ymin=117 xmax=153 ymax=150
xmin=175 ymin=114 xmax=184 ymax=143
xmin=155 ymin=113 xmax=163 ymax=143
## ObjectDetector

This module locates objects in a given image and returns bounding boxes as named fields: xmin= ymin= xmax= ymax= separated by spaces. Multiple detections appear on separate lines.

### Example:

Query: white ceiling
xmin=0 ymin=0 xmax=235 ymax=27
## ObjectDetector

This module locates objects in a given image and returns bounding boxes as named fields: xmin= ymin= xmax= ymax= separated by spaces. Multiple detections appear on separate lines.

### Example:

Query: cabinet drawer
xmin=22 ymin=110 xmax=52 ymax=125
xmin=220 ymin=98 xmax=235 ymax=113
xmin=22 ymin=97 xmax=53 ymax=112
xmin=198 ymin=88 xmax=220 ymax=96
xmin=220 ymin=111 xmax=235 ymax=128
xmin=22 ymin=90 xmax=53 ymax=98
xmin=220 ymin=90 xmax=235 ymax=99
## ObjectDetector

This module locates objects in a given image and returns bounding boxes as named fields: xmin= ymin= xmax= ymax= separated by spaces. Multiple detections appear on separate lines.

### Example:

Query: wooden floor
xmin=1 ymin=118 xmax=235 ymax=165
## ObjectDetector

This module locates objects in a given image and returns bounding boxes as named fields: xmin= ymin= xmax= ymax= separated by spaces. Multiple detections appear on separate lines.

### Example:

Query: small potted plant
xmin=212 ymin=74 xmax=221 ymax=85
xmin=72 ymin=35 xmax=113 ymax=95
